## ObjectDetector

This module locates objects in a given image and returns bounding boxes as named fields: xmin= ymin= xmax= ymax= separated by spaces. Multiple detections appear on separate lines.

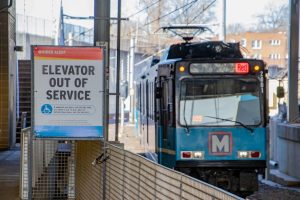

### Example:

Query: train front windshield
xmin=179 ymin=77 xmax=262 ymax=126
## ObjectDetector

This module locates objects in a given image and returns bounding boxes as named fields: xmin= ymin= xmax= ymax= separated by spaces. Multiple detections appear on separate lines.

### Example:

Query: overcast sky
xmin=16 ymin=0 xmax=288 ymax=28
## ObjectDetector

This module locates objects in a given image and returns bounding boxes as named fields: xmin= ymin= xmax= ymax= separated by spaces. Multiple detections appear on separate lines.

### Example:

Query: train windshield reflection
xmin=179 ymin=77 xmax=262 ymax=126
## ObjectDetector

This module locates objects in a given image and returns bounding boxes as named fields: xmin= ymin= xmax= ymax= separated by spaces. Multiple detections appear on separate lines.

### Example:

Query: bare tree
xmin=138 ymin=0 xmax=216 ymax=32
xmin=124 ymin=0 xmax=217 ymax=54
xmin=227 ymin=23 xmax=246 ymax=34
xmin=255 ymin=2 xmax=288 ymax=32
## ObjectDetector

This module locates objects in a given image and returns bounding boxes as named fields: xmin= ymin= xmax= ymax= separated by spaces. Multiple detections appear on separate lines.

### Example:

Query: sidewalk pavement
xmin=0 ymin=147 xmax=20 ymax=200
xmin=108 ymin=123 xmax=145 ymax=154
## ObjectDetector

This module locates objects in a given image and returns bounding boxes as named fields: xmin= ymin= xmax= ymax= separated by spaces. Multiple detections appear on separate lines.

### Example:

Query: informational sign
xmin=32 ymin=46 xmax=104 ymax=138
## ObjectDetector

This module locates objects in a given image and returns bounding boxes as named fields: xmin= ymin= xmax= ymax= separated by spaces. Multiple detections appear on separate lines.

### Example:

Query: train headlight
xmin=193 ymin=151 xmax=204 ymax=159
xmin=179 ymin=66 xmax=185 ymax=72
xmin=238 ymin=151 xmax=249 ymax=158
xmin=253 ymin=65 xmax=260 ymax=72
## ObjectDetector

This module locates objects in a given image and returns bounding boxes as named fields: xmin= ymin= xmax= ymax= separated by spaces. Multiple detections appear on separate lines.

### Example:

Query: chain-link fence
xmin=21 ymin=128 xmax=243 ymax=200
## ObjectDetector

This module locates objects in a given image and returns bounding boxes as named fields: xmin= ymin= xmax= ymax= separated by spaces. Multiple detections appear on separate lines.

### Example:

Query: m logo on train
xmin=210 ymin=132 xmax=232 ymax=155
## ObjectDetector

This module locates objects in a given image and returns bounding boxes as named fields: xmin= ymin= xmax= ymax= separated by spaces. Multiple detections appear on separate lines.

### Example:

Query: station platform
xmin=0 ymin=146 xmax=20 ymax=200
xmin=108 ymin=123 xmax=144 ymax=154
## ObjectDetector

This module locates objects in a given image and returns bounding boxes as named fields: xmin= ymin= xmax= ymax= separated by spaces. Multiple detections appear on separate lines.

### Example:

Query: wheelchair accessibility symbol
xmin=41 ymin=104 xmax=53 ymax=114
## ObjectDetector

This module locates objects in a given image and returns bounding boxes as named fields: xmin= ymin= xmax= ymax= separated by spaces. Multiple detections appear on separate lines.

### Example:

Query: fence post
xmin=102 ymin=141 xmax=107 ymax=200
xmin=28 ymin=130 xmax=33 ymax=200
xmin=21 ymin=112 xmax=27 ymax=129
xmin=20 ymin=128 xmax=30 ymax=200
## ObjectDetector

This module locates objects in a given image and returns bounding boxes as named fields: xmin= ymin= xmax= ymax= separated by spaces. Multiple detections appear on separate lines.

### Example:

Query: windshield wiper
xmin=204 ymin=116 xmax=254 ymax=133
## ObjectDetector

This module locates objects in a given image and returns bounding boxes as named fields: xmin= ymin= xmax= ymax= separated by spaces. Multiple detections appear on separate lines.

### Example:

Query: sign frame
xmin=31 ymin=45 xmax=107 ymax=140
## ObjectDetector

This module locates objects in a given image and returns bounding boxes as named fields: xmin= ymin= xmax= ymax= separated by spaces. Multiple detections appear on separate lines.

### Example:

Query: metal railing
xmin=75 ymin=141 xmax=243 ymax=200
xmin=21 ymin=128 xmax=243 ymax=200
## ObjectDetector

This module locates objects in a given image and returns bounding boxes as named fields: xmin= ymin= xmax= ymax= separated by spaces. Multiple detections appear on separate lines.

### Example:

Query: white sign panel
xmin=32 ymin=46 xmax=104 ymax=138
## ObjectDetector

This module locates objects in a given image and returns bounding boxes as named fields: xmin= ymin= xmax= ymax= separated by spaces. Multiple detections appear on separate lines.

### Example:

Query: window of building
xmin=253 ymin=54 xmax=262 ymax=59
xmin=240 ymin=39 xmax=247 ymax=47
xmin=269 ymin=40 xmax=281 ymax=45
xmin=252 ymin=40 xmax=262 ymax=49
xmin=242 ymin=53 xmax=248 ymax=58
xmin=269 ymin=54 xmax=281 ymax=59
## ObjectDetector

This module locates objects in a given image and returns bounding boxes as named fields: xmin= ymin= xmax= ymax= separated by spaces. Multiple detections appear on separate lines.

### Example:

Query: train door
xmin=156 ymin=75 xmax=174 ymax=166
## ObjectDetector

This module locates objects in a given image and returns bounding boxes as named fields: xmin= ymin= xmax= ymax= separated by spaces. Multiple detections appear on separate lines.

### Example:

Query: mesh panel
xmin=31 ymin=139 xmax=75 ymax=199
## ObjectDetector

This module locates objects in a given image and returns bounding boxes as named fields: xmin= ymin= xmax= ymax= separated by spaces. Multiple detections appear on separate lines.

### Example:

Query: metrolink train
xmin=135 ymin=40 xmax=267 ymax=195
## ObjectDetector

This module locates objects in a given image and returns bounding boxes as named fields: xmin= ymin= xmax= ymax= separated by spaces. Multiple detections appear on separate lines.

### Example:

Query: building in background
xmin=225 ymin=32 xmax=288 ymax=68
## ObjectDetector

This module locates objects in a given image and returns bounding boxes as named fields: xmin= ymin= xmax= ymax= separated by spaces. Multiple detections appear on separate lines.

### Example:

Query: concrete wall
xmin=16 ymin=33 xmax=54 ymax=60
xmin=0 ymin=2 xmax=16 ymax=149
xmin=270 ymin=118 xmax=300 ymax=179
xmin=276 ymin=123 xmax=300 ymax=178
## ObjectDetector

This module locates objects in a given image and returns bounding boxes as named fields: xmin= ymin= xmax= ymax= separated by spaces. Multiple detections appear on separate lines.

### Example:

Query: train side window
xmin=138 ymin=84 xmax=141 ymax=111
xmin=146 ymin=80 xmax=149 ymax=119
xmin=152 ymin=82 xmax=155 ymax=119
xmin=152 ymin=82 xmax=154 ymax=119
xmin=150 ymin=82 xmax=152 ymax=119
xmin=143 ymin=83 xmax=146 ymax=115
xmin=168 ymin=78 xmax=173 ymax=125
xmin=142 ymin=83 xmax=144 ymax=115
xmin=162 ymin=80 xmax=168 ymax=139
xmin=150 ymin=82 xmax=152 ymax=120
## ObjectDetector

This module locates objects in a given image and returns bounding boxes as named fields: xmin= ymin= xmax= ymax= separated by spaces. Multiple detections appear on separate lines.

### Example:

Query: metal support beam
xmin=287 ymin=0 xmax=299 ymax=122
xmin=129 ymin=36 xmax=135 ymax=123
xmin=115 ymin=0 xmax=122 ymax=142
xmin=94 ymin=0 xmax=110 ymax=141
xmin=94 ymin=2 xmax=110 ymax=198
xmin=94 ymin=0 xmax=110 ymax=46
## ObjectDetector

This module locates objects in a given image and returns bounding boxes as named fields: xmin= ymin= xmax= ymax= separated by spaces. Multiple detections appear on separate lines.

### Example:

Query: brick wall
xmin=0 ymin=2 xmax=16 ymax=149
xmin=226 ymin=32 xmax=288 ymax=68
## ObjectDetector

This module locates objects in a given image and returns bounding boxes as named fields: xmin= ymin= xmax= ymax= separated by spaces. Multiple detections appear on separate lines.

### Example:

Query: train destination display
xmin=32 ymin=46 xmax=104 ymax=138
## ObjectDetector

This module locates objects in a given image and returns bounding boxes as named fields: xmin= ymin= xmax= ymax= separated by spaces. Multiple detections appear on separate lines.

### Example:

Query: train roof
xmin=162 ymin=41 xmax=243 ymax=60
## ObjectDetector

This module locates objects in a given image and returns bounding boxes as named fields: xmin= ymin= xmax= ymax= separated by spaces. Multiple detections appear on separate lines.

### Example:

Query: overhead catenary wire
xmin=126 ymin=0 xmax=161 ymax=19
xmin=152 ymin=0 xmax=216 ymax=36
xmin=65 ymin=0 xmax=216 ymax=48
xmin=187 ymin=0 xmax=217 ymax=24
xmin=144 ymin=0 xmax=198 ymax=27
xmin=127 ymin=0 xmax=199 ymax=36
xmin=169 ymin=0 xmax=199 ymax=22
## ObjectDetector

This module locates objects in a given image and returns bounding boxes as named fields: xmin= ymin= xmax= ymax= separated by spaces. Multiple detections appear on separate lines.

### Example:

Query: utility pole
xmin=94 ymin=0 xmax=110 ymax=142
xmin=219 ymin=0 xmax=226 ymax=41
xmin=94 ymin=1 xmax=110 ymax=199
xmin=287 ymin=0 xmax=299 ymax=122
xmin=115 ymin=0 xmax=122 ymax=142
xmin=94 ymin=0 xmax=110 ymax=46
